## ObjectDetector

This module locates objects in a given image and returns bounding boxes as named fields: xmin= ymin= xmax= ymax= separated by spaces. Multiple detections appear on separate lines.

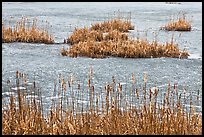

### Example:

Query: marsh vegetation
xmin=2 ymin=70 xmax=202 ymax=135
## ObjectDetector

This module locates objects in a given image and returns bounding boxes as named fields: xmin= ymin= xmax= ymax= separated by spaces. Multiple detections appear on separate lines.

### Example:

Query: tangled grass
xmin=2 ymin=70 xmax=202 ymax=135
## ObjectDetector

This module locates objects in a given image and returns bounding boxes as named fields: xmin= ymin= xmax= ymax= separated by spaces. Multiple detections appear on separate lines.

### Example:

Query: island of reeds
xmin=61 ymin=19 xmax=189 ymax=59
xmin=2 ymin=70 xmax=202 ymax=135
xmin=2 ymin=17 xmax=54 ymax=44
xmin=161 ymin=14 xmax=191 ymax=31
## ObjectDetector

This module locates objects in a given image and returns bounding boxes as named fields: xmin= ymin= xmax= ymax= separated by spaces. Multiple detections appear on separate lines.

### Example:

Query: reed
xmin=2 ymin=70 xmax=202 ymax=135
xmin=2 ymin=17 xmax=54 ymax=44
xmin=161 ymin=14 xmax=191 ymax=31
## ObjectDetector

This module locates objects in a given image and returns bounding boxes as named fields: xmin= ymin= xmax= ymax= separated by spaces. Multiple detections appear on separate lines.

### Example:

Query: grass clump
xmin=90 ymin=19 xmax=134 ymax=32
xmin=161 ymin=14 xmax=191 ymax=31
xmin=65 ymin=39 xmax=187 ymax=58
xmin=62 ymin=16 xmax=189 ymax=59
xmin=2 ymin=17 xmax=54 ymax=44
xmin=65 ymin=28 xmax=104 ymax=45
xmin=65 ymin=19 xmax=132 ymax=45
xmin=2 ymin=70 xmax=202 ymax=135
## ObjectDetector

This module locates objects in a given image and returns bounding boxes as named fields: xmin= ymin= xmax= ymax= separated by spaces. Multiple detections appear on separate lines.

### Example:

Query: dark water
xmin=2 ymin=2 xmax=202 ymax=113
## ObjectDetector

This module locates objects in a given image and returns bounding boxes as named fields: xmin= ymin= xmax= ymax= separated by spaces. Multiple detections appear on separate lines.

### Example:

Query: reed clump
xmin=90 ymin=19 xmax=134 ymax=32
xmin=65 ymin=19 xmax=131 ymax=45
xmin=2 ymin=17 xmax=54 ymax=44
xmin=65 ymin=28 xmax=104 ymax=45
xmin=2 ymin=70 xmax=202 ymax=135
xmin=63 ymin=18 xmax=189 ymax=59
xmin=161 ymin=14 xmax=191 ymax=31
xmin=62 ymin=33 xmax=189 ymax=59
xmin=66 ymin=39 xmax=184 ymax=58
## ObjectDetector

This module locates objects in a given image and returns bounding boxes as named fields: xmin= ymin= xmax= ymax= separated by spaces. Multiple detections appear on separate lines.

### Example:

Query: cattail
xmin=107 ymin=84 xmax=111 ymax=93
xmin=62 ymin=78 xmax=66 ymax=92
xmin=88 ymin=79 xmax=91 ymax=88
xmin=173 ymin=83 xmax=177 ymax=91
xmin=119 ymin=84 xmax=122 ymax=93
xmin=71 ymin=74 xmax=74 ymax=85
xmin=131 ymin=73 xmax=134 ymax=85
xmin=23 ymin=73 xmax=26 ymax=87
xmin=90 ymin=65 xmax=93 ymax=79
xmin=111 ymin=97 xmax=115 ymax=110
xmin=197 ymin=90 xmax=200 ymax=100
xmin=135 ymin=88 xmax=139 ymax=98
xmin=143 ymin=72 xmax=147 ymax=83
xmin=16 ymin=70 xmax=19 ymax=79
xmin=68 ymin=79 xmax=71 ymax=88
xmin=78 ymin=81 xmax=80 ymax=91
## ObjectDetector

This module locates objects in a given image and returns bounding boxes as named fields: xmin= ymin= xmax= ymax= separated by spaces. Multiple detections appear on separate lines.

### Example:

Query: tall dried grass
xmin=2 ymin=17 xmax=54 ymax=44
xmin=2 ymin=70 xmax=202 ymax=135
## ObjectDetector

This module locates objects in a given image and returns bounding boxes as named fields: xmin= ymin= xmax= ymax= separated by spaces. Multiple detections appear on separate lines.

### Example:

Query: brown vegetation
xmin=65 ymin=39 xmax=189 ymax=58
xmin=161 ymin=14 xmax=191 ymax=31
xmin=65 ymin=19 xmax=132 ymax=45
xmin=90 ymin=19 xmax=134 ymax=32
xmin=63 ymin=18 xmax=189 ymax=59
xmin=65 ymin=28 xmax=103 ymax=45
xmin=2 ymin=70 xmax=202 ymax=135
xmin=2 ymin=17 xmax=54 ymax=44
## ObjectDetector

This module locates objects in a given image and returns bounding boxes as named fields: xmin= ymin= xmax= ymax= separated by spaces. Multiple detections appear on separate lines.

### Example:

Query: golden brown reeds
xmin=65 ymin=27 xmax=129 ymax=45
xmin=63 ymin=18 xmax=189 ymax=59
xmin=161 ymin=14 xmax=191 ymax=31
xmin=62 ymin=38 xmax=189 ymax=58
xmin=65 ymin=28 xmax=103 ymax=45
xmin=65 ymin=19 xmax=133 ymax=45
xmin=2 ymin=70 xmax=202 ymax=135
xmin=2 ymin=17 xmax=54 ymax=44
xmin=90 ymin=19 xmax=134 ymax=32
